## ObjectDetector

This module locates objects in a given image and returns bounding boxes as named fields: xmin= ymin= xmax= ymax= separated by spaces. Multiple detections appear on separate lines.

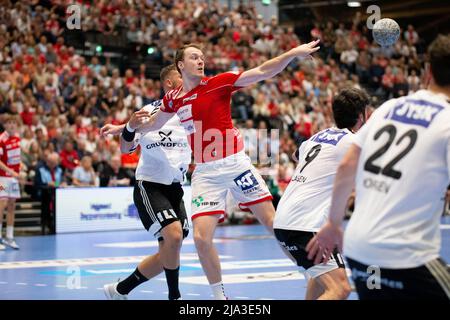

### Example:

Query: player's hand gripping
xmin=306 ymin=220 xmax=343 ymax=265
xmin=100 ymin=124 xmax=123 ymax=137
xmin=128 ymin=109 xmax=152 ymax=130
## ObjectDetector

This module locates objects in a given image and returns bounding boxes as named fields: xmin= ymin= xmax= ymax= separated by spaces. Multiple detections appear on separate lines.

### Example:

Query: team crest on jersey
xmin=183 ymin=94 xmax=197 ymax=104
xmin=168 ymin=100 xmax=173 ymax=108
xmin=386 ymin=100 xmax=445 ymax=128
xmin=234 ymin=170 xmax=260 ymax=193
xmin=311 ymin=129 xmax=347 ymax=146
xmin=200 ymin=79 xmax=208 ymax=85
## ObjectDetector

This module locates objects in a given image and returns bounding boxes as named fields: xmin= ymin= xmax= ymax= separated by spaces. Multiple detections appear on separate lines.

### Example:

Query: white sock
xmin=0 ymin=224 xmax=2 ymax=239
xmin=6 ymin=226 xmax=13 ymax=239
xmin=211 ymin=281 xmax=227 ymax=300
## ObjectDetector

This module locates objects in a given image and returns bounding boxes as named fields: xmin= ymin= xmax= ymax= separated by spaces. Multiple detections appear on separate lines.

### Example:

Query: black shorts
xmin=274 ymin=228 xmax=345 ymax=279
xmin=347 ymin=257 xmax=450 ymax=300
xmin=134 ymin=180 xmax=190 ymax=241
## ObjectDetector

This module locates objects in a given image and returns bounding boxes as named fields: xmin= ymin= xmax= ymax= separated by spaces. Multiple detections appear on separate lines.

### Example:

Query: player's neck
xmin=182 ymin=74 xmax=201 ymax=93
xmin=428 ymin=83 xmax=450 ymax=100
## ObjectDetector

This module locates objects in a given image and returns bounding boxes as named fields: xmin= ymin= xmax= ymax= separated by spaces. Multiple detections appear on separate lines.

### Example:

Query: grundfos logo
xmin=146 ymin=131 xmax=188 ymax=150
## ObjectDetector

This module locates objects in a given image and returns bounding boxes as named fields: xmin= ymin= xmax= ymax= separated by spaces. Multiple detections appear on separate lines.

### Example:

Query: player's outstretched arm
xmin=100 ymin=124 xmax=125 ymax=137
xmin=234 ymin=39 xmax=320 ymax=88
xmin=306 ymin=144 xmax=361 ymax=264
xmin=136 ymin=109 xmax=174 ymax=134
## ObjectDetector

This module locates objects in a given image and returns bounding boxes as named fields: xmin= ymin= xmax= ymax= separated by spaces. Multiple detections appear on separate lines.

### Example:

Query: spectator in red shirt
xmin=59 ymin=140 xmax=79 ymax=172
xmin=20 ymin=101 xmax=35 ymax=126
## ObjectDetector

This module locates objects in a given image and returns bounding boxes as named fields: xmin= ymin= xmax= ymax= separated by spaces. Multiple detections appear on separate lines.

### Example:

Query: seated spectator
xmin=34 ymin=152 xmax=66 ymax=234
xmin=99 ymin=155 xmax=132 ymax=187
xmin=72 ymin=156 xmax=98 ymax=187
xmin=59 ymin=140 xmax=79 ymax=172
xmin=34 ymin=152 xmax=66 ymax=192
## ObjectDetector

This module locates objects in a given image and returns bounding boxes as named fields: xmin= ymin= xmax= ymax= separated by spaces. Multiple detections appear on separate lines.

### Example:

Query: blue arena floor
xmin=1 ymin=217 xmax=449 ymax=300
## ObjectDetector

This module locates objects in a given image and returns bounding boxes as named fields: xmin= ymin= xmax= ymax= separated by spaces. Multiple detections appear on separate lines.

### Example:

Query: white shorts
xmin=0 ymin=177 xmax=21 ymax=199
xmin=191 ymin=151 xmax=272 ymax=222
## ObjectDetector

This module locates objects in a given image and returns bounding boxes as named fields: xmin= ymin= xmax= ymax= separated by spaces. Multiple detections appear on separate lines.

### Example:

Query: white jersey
xmin=133 ymin=100 xmax=191 ymax=185
xmin=274 ymin=127 xmax=355 ymax=232
xmin=344 ymin=90 xmax=450 ymax=268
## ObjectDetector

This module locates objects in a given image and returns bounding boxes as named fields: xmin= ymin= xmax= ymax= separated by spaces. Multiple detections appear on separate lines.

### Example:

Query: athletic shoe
xmin=2 ymin=238 xmax=19 ymax=250
xmin=103 ymin=283 xmax=128 ymax=300
xmin=0 ymin=243 xmax=5 ymax=250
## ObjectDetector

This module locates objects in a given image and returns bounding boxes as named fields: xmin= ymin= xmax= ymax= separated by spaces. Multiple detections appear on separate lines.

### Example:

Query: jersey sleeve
xmin=161 ymin=91 xmax=176 ymax=113
xmin=129 ymin=132 xmax=141 ymax=154
xmin=337 ymin=134 xmax=356 ymax=161
xmin=213 ymin=71 xmax=244 ymax=92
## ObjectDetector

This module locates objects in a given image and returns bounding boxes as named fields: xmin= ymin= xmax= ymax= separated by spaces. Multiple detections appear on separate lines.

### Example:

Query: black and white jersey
xmin=274 ymin=127 xmax=354 ymax=232
xmin=345 ymin=90 xmax=450 ymax=269
xmin=132 ymin=100 xmax=191 ymax=185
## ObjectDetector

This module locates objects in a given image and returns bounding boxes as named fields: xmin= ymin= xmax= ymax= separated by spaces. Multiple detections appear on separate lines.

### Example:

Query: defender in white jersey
xmin=274 ymin=88 xmax=369 ymax=300
xmin=307 ymin=35 xmax=450 ymax=300
xmin=103 ymin=65 xmax=190 ymax=300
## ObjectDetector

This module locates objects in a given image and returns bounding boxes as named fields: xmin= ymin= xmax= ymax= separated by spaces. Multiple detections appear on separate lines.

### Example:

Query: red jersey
xmin=161 ymin=72 xmax=244 ymax=163
xmin=0 ymin=132 xmax=21 ymax=177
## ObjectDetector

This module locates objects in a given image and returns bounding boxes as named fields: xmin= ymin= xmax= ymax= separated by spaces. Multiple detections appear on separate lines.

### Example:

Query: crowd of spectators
xmin=0 ymin=0 xmax=431 ymax=208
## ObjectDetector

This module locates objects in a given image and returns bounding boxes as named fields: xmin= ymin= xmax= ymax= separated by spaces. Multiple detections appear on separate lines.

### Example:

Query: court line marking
xmin=180 ymin=271 xmax=304 ymax=285
xmin=0 ymin=254 xmax=231 ymax=270
xmin=94 ymin=239 xmax=230 ymax=248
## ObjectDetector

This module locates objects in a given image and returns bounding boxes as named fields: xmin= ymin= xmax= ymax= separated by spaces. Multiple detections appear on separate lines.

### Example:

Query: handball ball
xmin=372 ymin=18 xmax=400 ymax=47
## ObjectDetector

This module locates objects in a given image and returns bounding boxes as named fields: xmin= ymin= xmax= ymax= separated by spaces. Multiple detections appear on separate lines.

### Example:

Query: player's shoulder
xmin=310 ymin=127 xmax=353 ymax=147
xmin=142 ymin=99 xmax=162 ymax=114
xmin=205 ymin=71 xmax=241 ymax=85
xmin=164 ymin=86 xmax=183 ymax=100
xmin=379 ymin=90 xmax=450 ymax=128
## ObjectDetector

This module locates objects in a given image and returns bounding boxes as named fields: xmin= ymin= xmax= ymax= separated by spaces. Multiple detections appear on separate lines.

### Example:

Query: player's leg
xmin=305 ymin=278 xmax=324 ymax=300
xmin=136 ymin=181 xmax=184 ymax=300
xmin=4 ymin=198 xmax=19 ymax=249
xmin=313 ymin=268 xmax=351 ymax=300
xmin=135 ymin=253 xmax=163 ymax=279
xmin=247 ymin=200 xmax=274 ymax=232
xmin=104 ymin=181 xmax=182 ymax=299
xmin=158 ymin=220 xmax=183 ymax=300
xmin=191 ymin=168 xmax=228 ymax=299
xmin=193 ymin=215 xmax=227 ymax=299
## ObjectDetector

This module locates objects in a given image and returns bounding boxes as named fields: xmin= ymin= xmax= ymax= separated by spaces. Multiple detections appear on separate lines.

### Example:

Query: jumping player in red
xmin=129 ymin=40 xmax=320 ymax=299
xmin=0 ymin=114 xmax=22 ymax=250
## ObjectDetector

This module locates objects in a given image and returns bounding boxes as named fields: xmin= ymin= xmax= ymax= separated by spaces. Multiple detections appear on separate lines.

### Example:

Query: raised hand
xmin=290 ymin=39 xmax=321 ymax=59
xmin=129 ymin=109 xmax=152 ymax=130
xmin=100 ymin=124 xmax=124 ymax=137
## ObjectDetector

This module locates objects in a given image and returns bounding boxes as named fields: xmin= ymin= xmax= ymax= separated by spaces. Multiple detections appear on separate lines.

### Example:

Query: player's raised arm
xmin=120 ymin=109 xmax=150 ymax=153
xmin=234 ymin=39 xmax=320 ymax=88
xmin=100 ymin=123 xmax=125 ymax=137
xmin=136 ymin=108 xmax=175 ymax=135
